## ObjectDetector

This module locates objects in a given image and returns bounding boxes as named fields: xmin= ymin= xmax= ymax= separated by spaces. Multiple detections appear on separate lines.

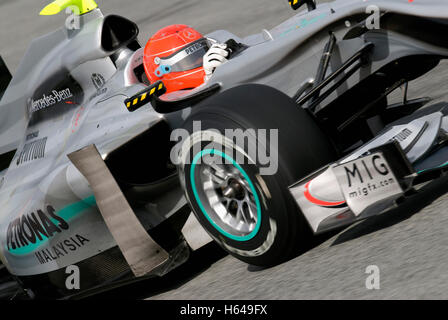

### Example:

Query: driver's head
xmin=143 ymin=24 xmax=209 ymax=93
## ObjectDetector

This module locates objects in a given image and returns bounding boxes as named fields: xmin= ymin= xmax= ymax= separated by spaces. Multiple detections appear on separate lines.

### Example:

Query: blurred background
xmin=0 ymin=0 xmax=295 ymax=72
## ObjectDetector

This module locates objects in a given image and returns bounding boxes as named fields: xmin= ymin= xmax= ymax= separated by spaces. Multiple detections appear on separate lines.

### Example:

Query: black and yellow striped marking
xmin=288 ymin=0 xmax=301 ymax=10
xmin=125 ymin=81 xmax=166 ymax=112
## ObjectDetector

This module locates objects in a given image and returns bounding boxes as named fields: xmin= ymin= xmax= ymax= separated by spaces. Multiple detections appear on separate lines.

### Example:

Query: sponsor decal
xmin=30 ymin=88 xmax=74 ymax=113
xmin=6 ymin=206 xmax=69 ymax=251
xmin=91 ymin=73 xmax=105 ymax=90
xmin=390 ymin=128 xmax=412 ymax=144
xmin=16 ymin=137 xmax=47 ymax=166
xmin=34 ymin=234 xmax=90 ymax=265
xmin=183 ymin=29 xmax=196 ymax=40
xmin=6 ymin=196 xmax=96 ymax=259
xmin=185 ymin=41 xmax=205 ymax=55
xmin=7 ymin=205 xmax=68 ymax=252
xmin=333 ymin=153 xmax=403 ymax=215
xmin=89 ymin=73 xmax=107 ymax=101
xmin=28 ymin=73 xmax=84 ymax=127
xmin=344 ymin=155 xmax=391 ymax=190
xmin=347 ymin=177 xmax=395 ymax=199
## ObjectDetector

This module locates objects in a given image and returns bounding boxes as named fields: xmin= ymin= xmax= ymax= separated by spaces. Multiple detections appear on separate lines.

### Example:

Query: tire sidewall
xmin=179 ymin=116 xmax=296 ymax=263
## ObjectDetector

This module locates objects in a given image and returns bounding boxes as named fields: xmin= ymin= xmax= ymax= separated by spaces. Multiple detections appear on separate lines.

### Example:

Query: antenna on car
xmin=288 ymin=0 xmax=317 ymax=12
xmin=40 ymin=0 xmax=98 ymax=16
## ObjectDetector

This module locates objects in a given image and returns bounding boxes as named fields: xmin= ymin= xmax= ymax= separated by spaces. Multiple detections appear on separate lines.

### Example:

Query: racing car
xmin=0 ymin=0 xmax=447 ymax=298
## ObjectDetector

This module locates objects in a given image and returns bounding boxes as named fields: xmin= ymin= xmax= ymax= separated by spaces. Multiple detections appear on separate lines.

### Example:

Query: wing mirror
xmin=288 ymin=0 xmax=316 ymax=11
xmin=101 ymin=15 xmax=139 ymax=52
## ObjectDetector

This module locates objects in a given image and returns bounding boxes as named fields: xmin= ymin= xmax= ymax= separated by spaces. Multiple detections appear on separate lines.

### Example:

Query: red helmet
xmin=143 ymin=24 xmax=209 ymax=93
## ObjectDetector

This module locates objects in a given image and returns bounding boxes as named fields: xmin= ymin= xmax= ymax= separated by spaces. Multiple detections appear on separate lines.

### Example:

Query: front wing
xmin=290 ymin=109 xmax=448 ymax=234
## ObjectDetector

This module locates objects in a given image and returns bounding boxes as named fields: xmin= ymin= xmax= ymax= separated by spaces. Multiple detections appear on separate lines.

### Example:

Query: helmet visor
xmin=159 ymin=38 xmax=209 ymax=73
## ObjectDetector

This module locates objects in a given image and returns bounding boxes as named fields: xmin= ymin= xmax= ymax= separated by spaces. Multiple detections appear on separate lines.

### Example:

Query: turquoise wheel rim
xmin=190 ymin=149 xmax=262 ymax=241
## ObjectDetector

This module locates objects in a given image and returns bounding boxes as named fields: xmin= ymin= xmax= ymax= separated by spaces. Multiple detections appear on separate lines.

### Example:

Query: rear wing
xmin=0 ymin=56 xmax=12 ymax=102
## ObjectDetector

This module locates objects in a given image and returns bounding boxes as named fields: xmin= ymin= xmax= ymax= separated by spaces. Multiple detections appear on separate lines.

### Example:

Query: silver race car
xmin=0 ymin=0 xmax=447 ymax=298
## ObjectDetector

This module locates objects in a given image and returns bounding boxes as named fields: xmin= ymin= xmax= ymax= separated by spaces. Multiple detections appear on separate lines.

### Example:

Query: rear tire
xmin=177 ymin=84 xmax=336 ymax=266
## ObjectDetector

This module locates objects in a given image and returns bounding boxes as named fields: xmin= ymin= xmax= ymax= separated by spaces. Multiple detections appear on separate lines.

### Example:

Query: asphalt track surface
xmin=1 ymin=0 xmax=448 ymax=300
